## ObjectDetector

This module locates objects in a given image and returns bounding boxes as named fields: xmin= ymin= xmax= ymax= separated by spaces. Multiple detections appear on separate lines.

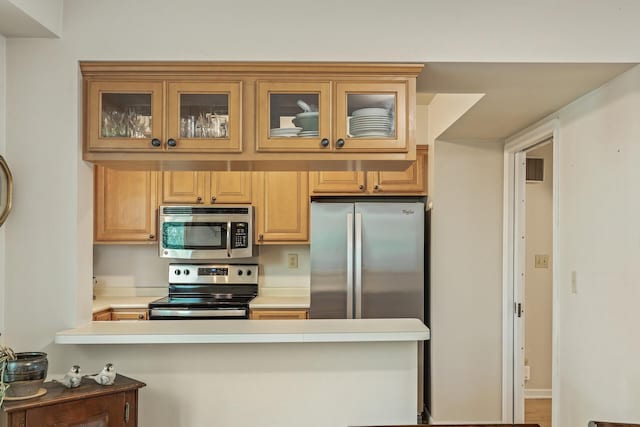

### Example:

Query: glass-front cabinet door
xmin=335 ymin=82 xmax=407 ymax=152
xmin=256 ymin=81 xmax=331 ymax=151
xmin=167 ymin=82 xmax=242 ymax=152
xmin=87 ymin=81 xmax=163 ymax=151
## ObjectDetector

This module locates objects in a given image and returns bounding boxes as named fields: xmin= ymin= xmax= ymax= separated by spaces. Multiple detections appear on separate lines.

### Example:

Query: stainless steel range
xmin=149 ymin=264 xmax=258 ymax=320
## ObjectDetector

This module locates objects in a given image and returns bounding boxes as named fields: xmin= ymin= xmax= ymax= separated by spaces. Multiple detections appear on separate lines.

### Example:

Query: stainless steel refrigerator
xmin=310 ymin=200 xmax=428 ymax=419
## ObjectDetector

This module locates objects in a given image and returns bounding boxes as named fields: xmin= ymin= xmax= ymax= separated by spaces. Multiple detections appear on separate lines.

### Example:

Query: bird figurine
xmin=85 ymin=363 xmax=116 ymax=385
xmin=54 ymin=365 xmax=83 ymax=388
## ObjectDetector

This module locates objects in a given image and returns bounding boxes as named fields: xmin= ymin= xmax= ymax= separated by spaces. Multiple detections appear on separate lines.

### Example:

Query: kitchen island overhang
xmin=55 ymin=318 xmax=429 ymax=344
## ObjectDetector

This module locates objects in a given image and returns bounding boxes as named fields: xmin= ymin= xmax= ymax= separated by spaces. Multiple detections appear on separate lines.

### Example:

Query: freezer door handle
xmin=346 ymin=212 xmax=354 ymax=318
xmin=354 ymin=212 xmax=363 ymax=318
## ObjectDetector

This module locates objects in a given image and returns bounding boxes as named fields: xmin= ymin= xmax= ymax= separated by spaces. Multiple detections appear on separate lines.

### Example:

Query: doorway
xmin=523 ymin=141 xmax=553 ymax=427
xmin=501 ymin=119 xmax=559 ymax=427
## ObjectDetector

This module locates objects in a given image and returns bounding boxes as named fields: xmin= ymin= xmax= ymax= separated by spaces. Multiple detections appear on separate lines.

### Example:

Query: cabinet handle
xmin=358 ymin=184 xmax=365 ymax=191
xmin=210 ymin=195 xmax=217 ymax=203
xmin=167 ymin=138 xmax=177 ymax=147
xmin=336 ymin=138 xmax=345 ymax=148
xmin=124 ymin=402 xmax=130 ymax=423
xmin=196 ymin=196 xmax=203 ymax=203
xmin=373 ymin=184 xmax=380 ymax=191
xmin=320 ymin=138 xmax=329 ymax=148
xmin=150 ymin=138 xmax=161 ymax=147
xmin=149 ymin=234 xmax=155 ymax=239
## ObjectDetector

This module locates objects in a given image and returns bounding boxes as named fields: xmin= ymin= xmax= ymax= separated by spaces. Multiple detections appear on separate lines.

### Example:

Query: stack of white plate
xmin=298 ymin=130 xmax=319 ymax=137
xmin=349 ymin=108 xmax=393 ymax=137
xmin=270 ymin=127 xmax=302 ymax=137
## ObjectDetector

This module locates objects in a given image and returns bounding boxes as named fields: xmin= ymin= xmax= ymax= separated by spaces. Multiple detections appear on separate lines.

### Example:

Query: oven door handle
xmin=150 ymin=308 xmax=247 ymax=318
xmin=226 ymin=220 xmax=232 ymax=258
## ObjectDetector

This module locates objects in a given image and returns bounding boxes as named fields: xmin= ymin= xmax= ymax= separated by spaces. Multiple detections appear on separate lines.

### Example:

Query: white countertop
xmin=56 ymin=318 xmax=429 ymax=344
xmin=92 ymin=296 xmax=160 ymax=313
xmin=249 ymin=295 xmax=310 ymax=309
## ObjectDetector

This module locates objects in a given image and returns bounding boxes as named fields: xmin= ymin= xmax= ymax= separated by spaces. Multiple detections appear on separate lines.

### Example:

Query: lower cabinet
xmin=92 ymin=308 xmax=148 ymax=321
xmin=0 ymin=374 xmax=145 ymax=427
xmin=250 ymin=309 xmax=309 ymax=320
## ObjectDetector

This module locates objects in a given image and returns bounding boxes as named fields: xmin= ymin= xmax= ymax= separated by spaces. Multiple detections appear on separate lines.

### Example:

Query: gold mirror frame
xmin=0 ymin=155 xmax=13 ymax=228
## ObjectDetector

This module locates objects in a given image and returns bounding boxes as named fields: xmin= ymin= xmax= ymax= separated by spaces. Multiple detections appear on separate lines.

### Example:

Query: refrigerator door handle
xmin=354 ymin=212 xmax=363 ymax=319
xmin=346 ymin=213 xmax=354 ymax=318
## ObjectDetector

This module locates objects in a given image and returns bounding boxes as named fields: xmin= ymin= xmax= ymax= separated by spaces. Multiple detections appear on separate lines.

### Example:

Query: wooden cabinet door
xmin=250 ymin=309 xmax=309 ymax=320
xmin=93 ymin=309 xmax=112 ymax=321
xmin=253 ymin=172 xmax=309 ymax=244
xmin=335 ymin=81 xmax=408 ymax=152
xmin=208 ymin=172 xmax=252 ymax=204
xmin=94 ymin=167 xmax=159 ymax=243
xmin=111 ymin=310 xmax=148 ymax=321
xmin=26 ymin=393 xmax=125 ymax=427
xmin=256 ymin=81 xmax=332 ymax=152
xmin=309 ymin=171 xmax=366 ymax=195
xmin=166 ymin=81 xmax=242 ymax=152
xmin=162 ymin=171 xmax=206 ymax=204
xmin=87 ymin=81 xmax=164 ymax=151
xmin=367 ymin=146 xmax=427 ymax=194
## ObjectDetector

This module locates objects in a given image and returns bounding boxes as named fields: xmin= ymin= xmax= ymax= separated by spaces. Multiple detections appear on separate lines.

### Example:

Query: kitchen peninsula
xmin=56 ymin=319 xmax=429 ymax=427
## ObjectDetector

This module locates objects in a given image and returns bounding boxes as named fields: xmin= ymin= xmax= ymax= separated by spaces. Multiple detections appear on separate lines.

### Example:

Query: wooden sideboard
xmin=1 ymin=374 xmax=145 ymax=427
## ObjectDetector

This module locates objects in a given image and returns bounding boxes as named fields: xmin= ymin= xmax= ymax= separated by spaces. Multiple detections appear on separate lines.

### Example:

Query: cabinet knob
xmin=149 ymin=234 xmax=155 ymax=239
xmin=359 ymin=184 xmax=365 ymax=191
xmin=196 ymin=196 xmax=203 ymax=203
xmin=211 ymin=195 xmax=217 ymax=203
xmin=258 ymin=234 xmax=264 ymax=241
xmin=167 ymin=138 xmax=177 ymax=147
xmin=373 ymin=184 xmax=380 ymax=191
xmin=150 ymin=138 xmax=161 ymax=147
xmin=138 ymin=313 xmax=144 ymax=320
xmin=336 ymin=138 xmax=345 ymax=148
xmin=320 ymin=138 xmax=330 ymax=148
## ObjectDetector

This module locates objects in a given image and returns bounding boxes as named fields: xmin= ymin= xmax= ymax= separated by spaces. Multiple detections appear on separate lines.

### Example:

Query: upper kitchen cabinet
xmin=94 ymin=166 xmax=160 ymax=243
xmin=81 ymin=62 xmax=422 ymax=170
xmin=162 ymin=171 xmax=252 ymax=204
xmin=256 ymin=80 xmax=409 ymax=153
xmin=85 ymin=78 xmax=242 ymax=153
xmin=87 ymin=81 xmax=163 ymax=151
xmin=309 ymin=146 xmax=428 ymax=196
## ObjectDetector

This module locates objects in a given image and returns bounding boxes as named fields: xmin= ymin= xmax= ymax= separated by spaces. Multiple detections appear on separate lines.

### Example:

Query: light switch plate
xmin=534 ymin=254 xmax=550 ymax=269
xmin=287 ymin=253 xmax=298 ymax=269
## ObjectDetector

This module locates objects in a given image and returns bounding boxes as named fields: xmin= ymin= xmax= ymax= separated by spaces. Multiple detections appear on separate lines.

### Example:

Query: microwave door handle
xmin=226 ymin=220 xmax=232 ymax=258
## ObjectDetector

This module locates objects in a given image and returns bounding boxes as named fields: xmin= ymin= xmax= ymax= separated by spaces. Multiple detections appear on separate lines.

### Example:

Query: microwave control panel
xmin=232 ymin=222 xmax=249 ymax=249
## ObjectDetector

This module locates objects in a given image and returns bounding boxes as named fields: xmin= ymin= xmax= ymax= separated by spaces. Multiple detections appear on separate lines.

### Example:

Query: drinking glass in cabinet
xmin=269 ymin=93 xmax=319 ymax=138
xmin=179 ymin=94 xmax=230 ymax=139
xmin=100 ymin=93 xmax=152 ymax=139
xmin=346 ymin=93 xmax=396 ymax=138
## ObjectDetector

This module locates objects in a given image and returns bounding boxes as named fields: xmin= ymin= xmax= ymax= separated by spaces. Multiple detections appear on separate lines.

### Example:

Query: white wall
xmin=524 ymin=143 xmax=553 ymax=391
xmin=554 ymin=65 xmax=640 ymax=426
xmin=6 ymin=0 xmax=63 ymax=36
xmin=4 ymin=1 xmax=640 ymax=425
xmin=0 ymin=34 xmax=5 ymax=343
xmin=430 ymin=139 xmax=505 ymax=422
xmin=93 ymin=244 xmax=311 ymax=290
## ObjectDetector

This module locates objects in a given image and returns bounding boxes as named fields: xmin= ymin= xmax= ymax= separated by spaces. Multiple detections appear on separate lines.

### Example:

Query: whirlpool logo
xmin=401 ymin=209 xmax=415 ymax=215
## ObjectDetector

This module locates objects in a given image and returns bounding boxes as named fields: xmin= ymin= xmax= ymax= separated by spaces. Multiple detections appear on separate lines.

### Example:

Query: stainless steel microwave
xmin=159 ymin=205 xmax=255 ymax=259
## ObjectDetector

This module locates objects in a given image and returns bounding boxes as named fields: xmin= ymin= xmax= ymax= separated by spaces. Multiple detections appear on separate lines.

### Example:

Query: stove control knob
xmin=183 ymin=269 xmax=190 ymax=276
xmin=237 ymin=270 xmax=243 ymax=276
xmin=174 ymin=269 xmax=181 ymax=276
xmin=246 ymin=270 xmax=252 ymax=276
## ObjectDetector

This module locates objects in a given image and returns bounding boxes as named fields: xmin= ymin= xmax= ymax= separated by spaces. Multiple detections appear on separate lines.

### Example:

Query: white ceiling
xmin=417 ymin=62 xmax=636 ymax=141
